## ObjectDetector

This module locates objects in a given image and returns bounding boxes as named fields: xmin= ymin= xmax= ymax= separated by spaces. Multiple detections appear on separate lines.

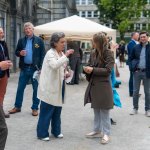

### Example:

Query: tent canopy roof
xmin=34 ymin=15 xmax=116 ymax=41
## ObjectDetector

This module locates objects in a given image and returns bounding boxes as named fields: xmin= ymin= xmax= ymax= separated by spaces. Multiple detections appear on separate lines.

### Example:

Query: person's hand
xmin=110 ymin=42 xmax=118 ymax=52
xmin=83 ymin=66 xmax=93 ymax=74
xmin=0 ymin=60 xmax=13 ymax=70
xmin=7 ymin=60 xmax=13 ymax=69
xmin=20 ymin=50 xmax=27 ymax=56
xmin=65 ymin=49 xmax=74 ymax=57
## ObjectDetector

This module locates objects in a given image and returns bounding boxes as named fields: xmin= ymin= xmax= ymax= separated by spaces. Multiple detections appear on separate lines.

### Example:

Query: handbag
xmin=0 ymin=70 xmax=5 ymax=78
xmin=65 ymin=66 xmax=74 ymax=83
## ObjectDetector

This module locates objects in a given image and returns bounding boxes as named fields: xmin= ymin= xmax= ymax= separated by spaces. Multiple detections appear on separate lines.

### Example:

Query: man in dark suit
xmin=9 ymin=22 xmax=45 ymax=116
xmin=127 ymin=32 xmax=139 ymax=97
xmin=0 ymin=61 xmax=11 ymax=150
xmin=67 ymin=41 xmax=83 ymax=85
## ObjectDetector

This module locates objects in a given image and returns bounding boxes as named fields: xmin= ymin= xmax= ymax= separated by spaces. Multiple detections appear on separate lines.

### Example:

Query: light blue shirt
xmin=24 ymin=37 xmax=33 ymax=64
xmin=138 ymin=46 xmax=146 ymax=69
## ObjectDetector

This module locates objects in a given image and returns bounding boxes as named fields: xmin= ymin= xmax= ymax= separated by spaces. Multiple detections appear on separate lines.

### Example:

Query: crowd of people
xmin=0 ymin=21 xmax=150 ymax=149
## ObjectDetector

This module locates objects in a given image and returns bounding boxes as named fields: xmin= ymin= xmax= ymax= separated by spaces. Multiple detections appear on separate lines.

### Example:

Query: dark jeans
xmin=37 ymin=101 xmax=62 ymax=138
xmin=0 ymin=106 xmax=8 ymax=150
xmin=133 ymin=71 xmax=150 ymax=111
xmin=129 ymin=70 xmax=133 ymax=96
xmin=69 ymin=57 xmax=81 ymax=84
xmin=14 ymin=67 xmax=39 ymax=110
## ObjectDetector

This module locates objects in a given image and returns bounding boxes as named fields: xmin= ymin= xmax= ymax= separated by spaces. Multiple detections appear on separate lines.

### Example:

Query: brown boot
xmin=32 ymin=110 xmax=38 ymax=116
xmin=8 ymin=107 xmax=21 ymax=114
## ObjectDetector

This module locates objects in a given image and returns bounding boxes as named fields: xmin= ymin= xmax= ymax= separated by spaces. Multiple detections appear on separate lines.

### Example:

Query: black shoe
xmin=110 ymin=118 xmax=116 ymax=125
xmin=114 ymin=84 xmax=119 ymax=88
xmin=66 ymin=82 xmax=74 ymax=85
xmin=74 ymin=82 xmax=79 ymax=84
xmin=129 ymin=94 xmax=133 ymax=97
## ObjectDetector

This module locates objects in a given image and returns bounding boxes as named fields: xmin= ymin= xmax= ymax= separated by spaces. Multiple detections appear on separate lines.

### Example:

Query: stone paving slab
xmin=3 ymin=65 xmax=150 ymax=150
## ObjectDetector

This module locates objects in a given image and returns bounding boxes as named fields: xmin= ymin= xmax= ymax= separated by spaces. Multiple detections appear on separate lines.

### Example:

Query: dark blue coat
xmin=15 ymin=35 xmax=45 ymax=70
xmin=129 ymin=43 xmax=150 ymax=78
xmin=0 ymin=41 xmax=10 ymax=78
xmin=127 ymin=40 xmax=136 ymax=66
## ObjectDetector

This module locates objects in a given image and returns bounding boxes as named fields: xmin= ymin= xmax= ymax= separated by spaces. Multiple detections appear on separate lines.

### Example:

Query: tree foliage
xmin=94 ymin=0 xmax=147 ymax=39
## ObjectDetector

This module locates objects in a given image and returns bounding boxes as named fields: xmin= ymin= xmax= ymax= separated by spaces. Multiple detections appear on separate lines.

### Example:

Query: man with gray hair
xmin=9 ymin=22 xmax=45 ymax=116
xmin=127 ymin=32 xmax=139 ymax=97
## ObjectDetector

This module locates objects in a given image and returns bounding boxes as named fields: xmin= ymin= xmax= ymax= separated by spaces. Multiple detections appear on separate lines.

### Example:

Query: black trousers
xmin=0 ymin=106 xmax=8 ymax=150
xmin=69 ymin=57 xmax=81 ymax=84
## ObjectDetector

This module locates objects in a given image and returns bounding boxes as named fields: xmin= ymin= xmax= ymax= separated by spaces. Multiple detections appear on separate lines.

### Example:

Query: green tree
xmin=94 ymin=0 xmax=147 ymax=40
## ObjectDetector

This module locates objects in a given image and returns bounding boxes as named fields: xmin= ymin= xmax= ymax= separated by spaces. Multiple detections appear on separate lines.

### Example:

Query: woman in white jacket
xmin=37 ymin=32 xmax=74 ymax=141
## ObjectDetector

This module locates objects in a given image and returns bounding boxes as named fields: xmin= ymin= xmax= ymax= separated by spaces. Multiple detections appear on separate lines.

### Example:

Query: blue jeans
xmin=133 ymin=71 xmax=150 ymax=111
xmin=37 ymin=101 xmax=62 ymax=138
xmin=14 ymin=67 xmax=39 ymax=110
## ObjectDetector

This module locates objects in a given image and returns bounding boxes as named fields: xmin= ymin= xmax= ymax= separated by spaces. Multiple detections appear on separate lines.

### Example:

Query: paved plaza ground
xmin=3 ymin=65 xmax=150 ymax=150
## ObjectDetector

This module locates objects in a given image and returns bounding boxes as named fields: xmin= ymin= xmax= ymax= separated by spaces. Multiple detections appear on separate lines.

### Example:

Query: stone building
xmin=76 ymin=0 xmax=100 ymax=23
xmin=0 ymin=0 xmax=77 ymax=71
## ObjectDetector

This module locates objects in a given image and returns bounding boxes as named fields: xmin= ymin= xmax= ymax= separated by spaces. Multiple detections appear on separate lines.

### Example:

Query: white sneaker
xmin=86 ymin=131 xmax=103 ymax=138
xmin=39 ymin=137 xmax=50 ymax=141
xmin=145 ymin=111 xmax=150 ymax=117
xmin=101 ymin=134 xmax=110 ymax=144
xmin=57 ymin=133 xmax=63 ymax=138
xmin=130 ymin=109 xmax=138 ymax=115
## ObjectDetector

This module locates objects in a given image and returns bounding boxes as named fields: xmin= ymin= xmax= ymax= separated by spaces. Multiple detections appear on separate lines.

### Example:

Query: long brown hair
xmin=93 ymin=32 xmax=108 ymax=63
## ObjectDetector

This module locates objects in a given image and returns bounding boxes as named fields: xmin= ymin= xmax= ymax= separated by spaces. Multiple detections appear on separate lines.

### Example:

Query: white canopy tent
xmin=34 ymin=15 xmax=116 ymax=41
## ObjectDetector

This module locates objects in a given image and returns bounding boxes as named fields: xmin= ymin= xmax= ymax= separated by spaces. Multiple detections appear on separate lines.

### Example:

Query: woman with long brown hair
xmin=83 ymin=32 xmax=114 ymax=144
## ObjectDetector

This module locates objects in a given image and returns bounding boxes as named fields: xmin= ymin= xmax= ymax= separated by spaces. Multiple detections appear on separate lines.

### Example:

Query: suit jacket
xmin=15 ymin=35 xmax=45 ymax=70
xmin=84 ymin=49 xmax=114 ymax=109
xmin=127 ymin=39 xmax=137 ymax=66
xmin=129 ymin=43 xmax=150 ymax=78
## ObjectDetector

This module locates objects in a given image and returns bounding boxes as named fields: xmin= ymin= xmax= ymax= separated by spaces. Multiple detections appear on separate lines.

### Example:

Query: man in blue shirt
xmin=9 ymin=22 xmax=45 ymax=116
xmin=129 ymin=31 xmax=150 ymax=116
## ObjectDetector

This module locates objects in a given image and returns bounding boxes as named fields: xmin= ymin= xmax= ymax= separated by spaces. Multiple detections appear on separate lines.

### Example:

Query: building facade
xmin=35 ymin=0 xmax=77 ymax=25
xmin=76 ymin=0 xmax=150 ymax=40
xmin=0 ymin=0 xmax=77 ymax=71
xmin=76 ymin=0 xmax=100 ymax=23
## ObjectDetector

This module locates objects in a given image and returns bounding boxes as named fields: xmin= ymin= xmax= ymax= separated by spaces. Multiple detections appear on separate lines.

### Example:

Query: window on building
xmin=81 ymin=11 xmax=86 ymax=17
xmin=142 ymin=24 xmax=147 ymax=30
xmin=0 ymin=17 xmax=4 ymax=29
xmin=18 ymin=0 xmax=21 ymax=8
xmin=81 ymin=0 xmax=86 ymax=5
xmin=135 ymin=24 xmax=140 ymax=30
xmin=77 ymin=11 xmax=80 ymax=16
xmin=94 ymin=11 xmax=99 ymax=18
xmin=76 ymin=0 xmax=80 ymax=5
xmin=105 ymin=23 xmax=110 ymax=28
xmin=141 ymin=10 xmax=147 ymax=18
xmin=88 ymin=0 xmax=93 ymax=5
xmin=148 ymin=24 xmax=150 ymax=30
xmin=87 ymin=11 xmax=92 ymax=17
